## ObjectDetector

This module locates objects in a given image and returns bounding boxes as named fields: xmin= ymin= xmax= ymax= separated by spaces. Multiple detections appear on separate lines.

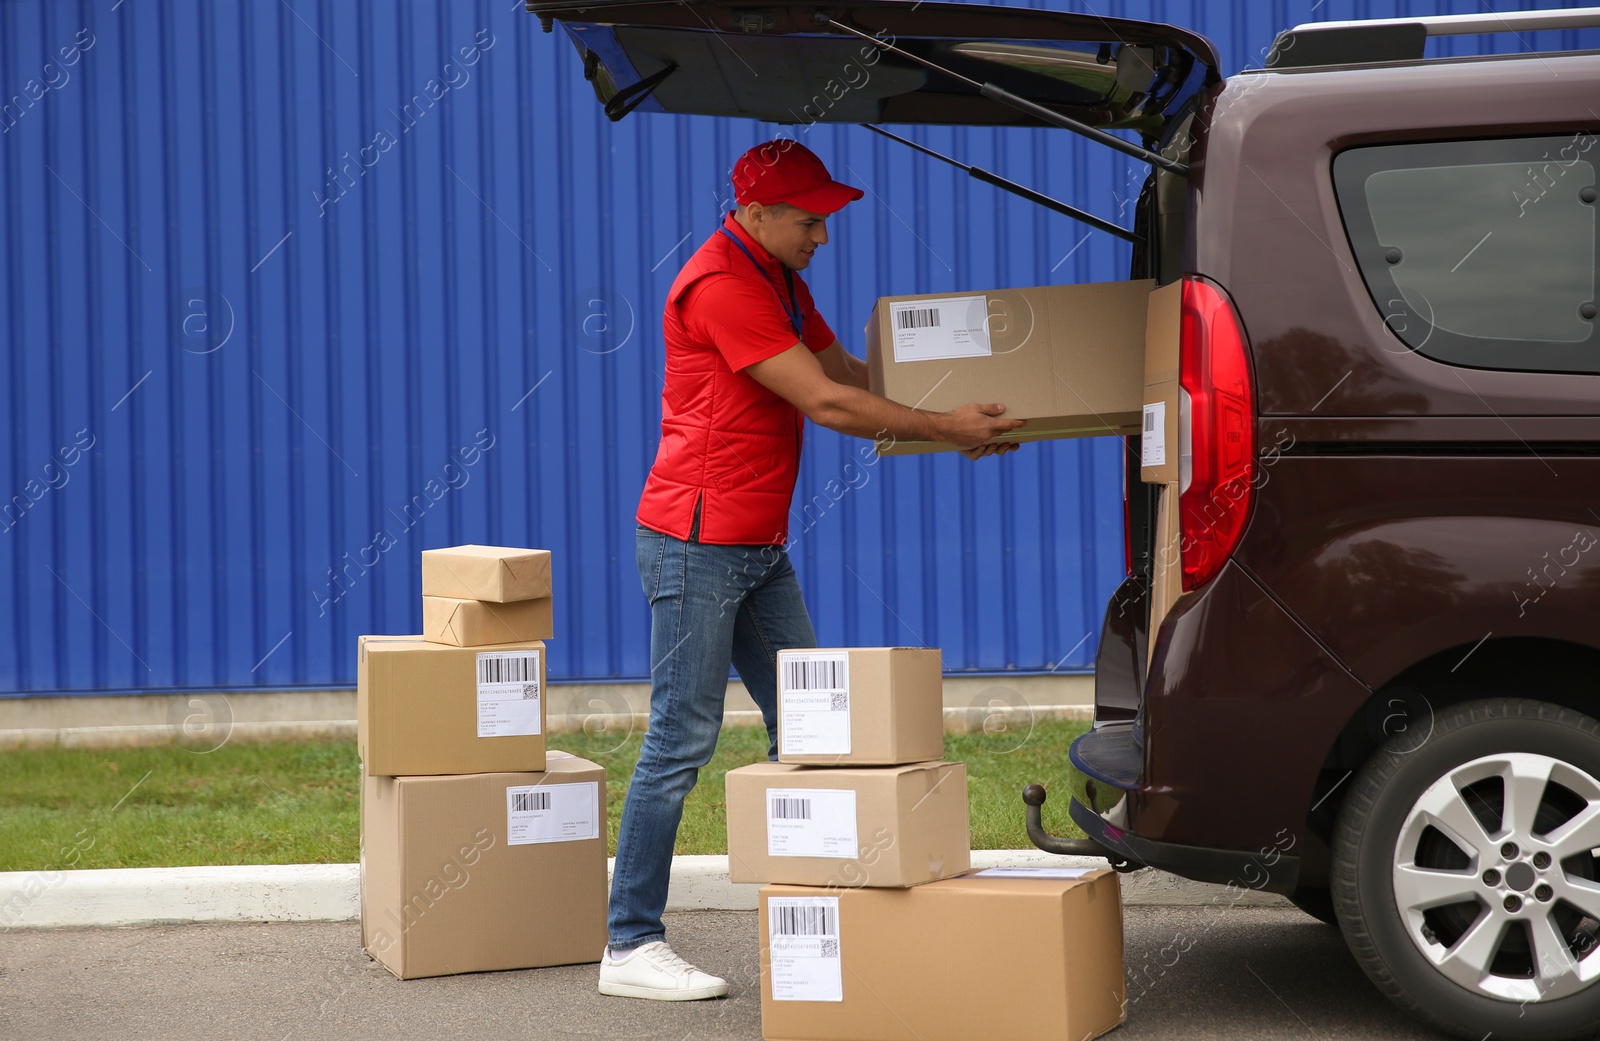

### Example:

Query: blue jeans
xmin=607 ymin=523 xmax=817 ymax=951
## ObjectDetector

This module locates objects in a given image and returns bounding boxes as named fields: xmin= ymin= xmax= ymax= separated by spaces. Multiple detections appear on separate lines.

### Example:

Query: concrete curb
xmin=0 ymin=720 xmax=360 ymax=750
xmin=0 ymin=852 xmax=1285 ymax=929
xmin=0 ymin=705 xmax=1095 ymax=750
xmin=0 ymin=864 xmax=362 ymax=929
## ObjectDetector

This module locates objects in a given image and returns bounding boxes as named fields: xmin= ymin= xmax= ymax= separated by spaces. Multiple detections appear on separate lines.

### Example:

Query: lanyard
xmin=718 ymin=226 xmax=804 ymax=340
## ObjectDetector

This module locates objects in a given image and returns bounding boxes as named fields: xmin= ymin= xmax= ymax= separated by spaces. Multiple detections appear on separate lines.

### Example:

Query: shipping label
xmin=778 ymin=650 xmax=851 ymax=756
xmin=975 ymin=866 xmax=1098 ymax=880
xmin=505 ymin=780 xmax=600 ymax=846
xmin=476 ymin=649 xmax=542 ymax=738
xmin=766 ymin=788 xmax=858 ymax=859
xmin=890 ymin=294 xmax=992 ymax=363
xmin=1141 ymin=401 xmax=1167 ymax=467
xmin=768 ymin=896 xmax=843 ymax=1002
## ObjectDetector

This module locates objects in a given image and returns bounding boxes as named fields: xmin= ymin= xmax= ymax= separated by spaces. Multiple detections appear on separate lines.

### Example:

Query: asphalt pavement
xmin=0 ymin=906 xmax=1444 ymax=1041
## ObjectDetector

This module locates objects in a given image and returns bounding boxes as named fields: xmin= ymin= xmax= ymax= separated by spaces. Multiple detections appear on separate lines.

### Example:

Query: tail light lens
xmin=1177 ymin=277 xmax=1255 ymax=592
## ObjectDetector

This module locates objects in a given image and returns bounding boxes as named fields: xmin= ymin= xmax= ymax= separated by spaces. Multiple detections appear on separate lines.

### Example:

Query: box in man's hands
xmin=866 ymin=280 xmax=1153 ymax=455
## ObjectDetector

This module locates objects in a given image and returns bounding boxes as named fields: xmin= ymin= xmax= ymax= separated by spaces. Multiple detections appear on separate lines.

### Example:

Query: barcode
xmin=820 ymin=938 xmax=839 ymax=958
xmin=895 ymin=307 xmax=940 ymax=330
xmin=770 ymin=796 xmax=812 ymax=820
xmin=829 ymin=691 xmax=848 ymax=711
xmin=783 ymin=658 xmax=842 ymax=691
xmin=511 ymin=790 xmax=551 ymax=812
xmin=772 ymin=903 xmax=837 ymax=937
xmin=478 ymin=654 xmax=536 ymax=684
xmin=1144 ymin=411 xmax=1155 ymax=432
xmin=522 ymin=682 xmax=540 ymax=701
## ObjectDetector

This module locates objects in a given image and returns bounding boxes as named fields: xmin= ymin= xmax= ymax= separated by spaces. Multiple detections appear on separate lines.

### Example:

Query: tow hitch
xmin=1023 ymin=783 xmax=1142 ymax=873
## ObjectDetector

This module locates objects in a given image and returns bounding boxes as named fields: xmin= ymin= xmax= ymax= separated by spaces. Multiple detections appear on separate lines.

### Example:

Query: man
xmin=599 ymin=139 xmax=1023 ymax=1001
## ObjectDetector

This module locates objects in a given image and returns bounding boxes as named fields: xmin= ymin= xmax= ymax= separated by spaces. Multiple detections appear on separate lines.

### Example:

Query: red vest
xmin=636 ymin=220 xmax=811 ymax=545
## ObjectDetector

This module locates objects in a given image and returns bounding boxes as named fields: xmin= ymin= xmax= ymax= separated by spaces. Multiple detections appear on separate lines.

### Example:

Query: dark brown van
xmin=530 ymin=4 xmax=1600 ymax=1037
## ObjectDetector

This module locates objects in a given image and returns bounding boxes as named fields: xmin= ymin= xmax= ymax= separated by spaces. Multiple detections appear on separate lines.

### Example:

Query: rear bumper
xmin=1065 ymin=718 xmax=1301 ymax=895
xmin=1066 ymin=558 xmax=1371 ymax=891
xmin=1067 ymin=791 xmax=1300 ymax=894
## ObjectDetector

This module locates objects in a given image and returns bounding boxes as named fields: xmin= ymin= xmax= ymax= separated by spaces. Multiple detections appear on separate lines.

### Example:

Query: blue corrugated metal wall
xmin=1 ymin=1 xmax=1593 ymax=695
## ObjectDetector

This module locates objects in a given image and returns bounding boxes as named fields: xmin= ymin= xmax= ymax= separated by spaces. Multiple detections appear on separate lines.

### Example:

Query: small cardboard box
xmin=758 ymin=868 xmax=1125 ymax=1041
xmin=776 ymin=647 xmax=942 ymax=766
xmin=866 ymin=280 xmax=1153 ymax=455
xmin=422 ymin=595 xmax=554 ymax=646
xmin=421 ymin=545 xmax=552 ymax=602
xmin=358 ymin=636 xmax=546 ymax=777
xmin=1140 ymin=280 xmax=1183 ymax=485
xmin=360 ymin=753 xmax=607 ymax=980
xmin=726 ymin=761 xmax=968 ymax=887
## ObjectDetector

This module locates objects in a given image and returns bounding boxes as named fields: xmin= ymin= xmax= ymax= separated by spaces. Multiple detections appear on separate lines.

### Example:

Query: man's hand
xmin=961 ymin=442 xmax=1021 ymax=460
xmin=936 ymin=403 xmax=1026 ymax=451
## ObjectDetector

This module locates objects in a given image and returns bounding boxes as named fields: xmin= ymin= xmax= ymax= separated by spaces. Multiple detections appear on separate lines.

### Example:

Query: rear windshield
xmin=1333 ymin=134 xmax=1598 ymax=374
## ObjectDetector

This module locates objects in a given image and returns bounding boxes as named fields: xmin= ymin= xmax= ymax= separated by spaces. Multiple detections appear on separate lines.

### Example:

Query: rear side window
xmin=1334 ymin=134 xmax=1598 ymax=374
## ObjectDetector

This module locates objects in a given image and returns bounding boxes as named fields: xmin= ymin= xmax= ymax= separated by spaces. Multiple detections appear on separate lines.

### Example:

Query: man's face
xmin=748 ymin=203 xmax=830 ymax=270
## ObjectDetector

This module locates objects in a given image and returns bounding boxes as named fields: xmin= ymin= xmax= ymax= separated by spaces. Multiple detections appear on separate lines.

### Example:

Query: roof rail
xmin=1265 ymin=6 xmax=1600 ymax=70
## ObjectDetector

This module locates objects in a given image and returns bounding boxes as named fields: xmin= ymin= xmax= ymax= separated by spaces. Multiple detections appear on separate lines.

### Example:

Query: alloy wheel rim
xmin=1392 ymin=752 xmax=1600 ymax=1003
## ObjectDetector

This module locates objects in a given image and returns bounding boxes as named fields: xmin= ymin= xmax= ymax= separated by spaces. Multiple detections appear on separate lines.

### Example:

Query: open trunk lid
xmin=526 ymin=0 xmax=1218 ymax=143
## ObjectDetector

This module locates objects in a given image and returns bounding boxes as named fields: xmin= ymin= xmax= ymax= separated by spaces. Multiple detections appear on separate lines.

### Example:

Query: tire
xmin=1332 ymin=698 xmax=1600 ymax=1041
xmin=1287 ymin=887 xmax=1340 ymax=927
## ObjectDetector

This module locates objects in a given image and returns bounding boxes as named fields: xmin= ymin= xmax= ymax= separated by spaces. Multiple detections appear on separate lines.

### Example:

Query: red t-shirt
xmin=672 ymin=250 xmax=836 ymax=369
xmin=636 ymin=215 xmax=840 ymax=544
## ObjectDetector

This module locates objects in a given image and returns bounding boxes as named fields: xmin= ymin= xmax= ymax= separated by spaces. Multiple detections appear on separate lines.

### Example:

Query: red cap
xmin=731 ymin=139 xmax=864 ymax=215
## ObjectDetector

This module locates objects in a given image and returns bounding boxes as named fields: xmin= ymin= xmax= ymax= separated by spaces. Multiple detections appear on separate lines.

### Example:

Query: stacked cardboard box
xmin=358 ymin=545 xmax=607 ymax=980
xmin=361 ymin=754 xmax=606 ymax=980
xmin=420 ymin=544 xmax=554 ymax=647
xmin=726 ymin=648 xmax=967 ymax=889
xmin=734 ymin=647 xmax=1127 ymax=1041
xmin=757 ymin=869 xmax=1125 ymax=1041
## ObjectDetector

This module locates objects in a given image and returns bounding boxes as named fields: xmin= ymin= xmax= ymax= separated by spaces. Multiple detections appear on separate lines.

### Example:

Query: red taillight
xmin=1177 ymin=277 xmax=1255 ymax=592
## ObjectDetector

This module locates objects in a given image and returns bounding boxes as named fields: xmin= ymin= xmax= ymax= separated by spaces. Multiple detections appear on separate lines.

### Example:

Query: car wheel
xmin=1287 ymin=887 xmax=1340 ymax=927
xmin=1332 ymin=699 xmax=1600 ymax=1041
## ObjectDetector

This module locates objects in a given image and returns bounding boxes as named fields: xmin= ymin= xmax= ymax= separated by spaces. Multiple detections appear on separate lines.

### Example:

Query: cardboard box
xmin=421 ymin=545 xmax=552 ymax=602
xmin=1148 ymin=483 xmax=1183 ymax=670
xmin=1140 ymin=280 xmax=1183 ymax=485
xmin=758 ymin=867 xmax=1125 ymax=1041
xmin=422 ymin=595 xmax=554 ymax=646
xmin=866 ymin=280 xmax=1153 ymax=456
xmin=776 ymin=648 xmax=942 ymax=766
xmin=726 ymin=761 xmax=968 ymax=887
xmin=358 ymin=636 xmax=546 ymax=777
xmin=360 ymin=752 xmax=608 ymax=979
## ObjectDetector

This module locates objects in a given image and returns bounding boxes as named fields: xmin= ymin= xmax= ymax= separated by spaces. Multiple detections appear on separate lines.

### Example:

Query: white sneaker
xmin=597 ymin=941 xmax=730 ymax=1001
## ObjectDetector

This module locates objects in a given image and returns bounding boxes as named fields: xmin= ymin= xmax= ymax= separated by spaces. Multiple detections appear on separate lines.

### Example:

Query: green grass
xmin=0 ymin=719 xmax=1088 ymax=870
xmin=0 ymin=741 xmax=359 ymax=871
xmin=949 ymin=719 xmax=1090 ymax=849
